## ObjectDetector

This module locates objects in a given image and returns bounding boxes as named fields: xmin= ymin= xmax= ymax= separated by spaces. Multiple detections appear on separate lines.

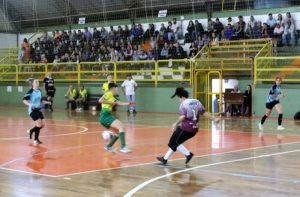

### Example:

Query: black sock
xmin=278 ymin=114 xmax=283 ymax=126
xmin=261 ymin=115 xmax=268 ymax=125
xmin=34 ymin=127 xmax=41 ymax=140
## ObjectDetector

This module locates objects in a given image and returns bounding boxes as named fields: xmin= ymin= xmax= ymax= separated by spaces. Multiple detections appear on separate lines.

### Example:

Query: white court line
xmin=0 ymin=124 xmax=88 ymax=140
xmin=124 ymin=148 xmax=300 ymax=197
xmin=56 ymin=140 xmax=300 ymax=178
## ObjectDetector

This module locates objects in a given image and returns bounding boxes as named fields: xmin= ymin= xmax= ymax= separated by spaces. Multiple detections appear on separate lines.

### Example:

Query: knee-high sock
xmin=261 ymin=115 xmax=268 ymax=125
xmin=107 ymin=134 xmax=119 ymax=148
xmin=34 ymin=127 xmax=41 ymax=140
xmin=163 ymin=148 xmax=174 ymax=160
xmin=278 ymin=114 xmax=283 ymax=126
xmin=119 ymin=131 xmax=126 ymax=148
xmin=177 ymin=144 xmax=190 ymax=156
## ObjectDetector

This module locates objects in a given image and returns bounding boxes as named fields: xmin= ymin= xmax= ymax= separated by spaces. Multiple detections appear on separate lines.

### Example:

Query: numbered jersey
xmin=179 ymin=99 xmax=205 ymax=132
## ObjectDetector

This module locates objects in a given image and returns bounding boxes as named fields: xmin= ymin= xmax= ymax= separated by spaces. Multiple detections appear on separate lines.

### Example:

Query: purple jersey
xmin=179 ymin=99 xmax=205 ymax=132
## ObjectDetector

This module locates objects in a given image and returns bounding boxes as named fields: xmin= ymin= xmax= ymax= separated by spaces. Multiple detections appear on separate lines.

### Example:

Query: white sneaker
xmin=104 ymin=146 xmax=116 ymax=153
xmin=258 ymin=123 xmax=264 ymax=131
xmin=277 ymin=126 xmax=285 ymax=130
xmin=120 ymin=147 xmax=132 ymax=153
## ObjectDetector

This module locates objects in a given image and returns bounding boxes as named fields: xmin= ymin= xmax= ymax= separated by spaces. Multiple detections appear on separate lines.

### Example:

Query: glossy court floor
xmin=0 ymin=106 xmax=300 ymax=197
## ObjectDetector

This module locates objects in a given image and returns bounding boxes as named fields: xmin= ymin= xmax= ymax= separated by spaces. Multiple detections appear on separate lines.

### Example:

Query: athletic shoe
xmin=277 ymin=126 xmax=285 ymax=130
xmin=185 ymin=152 xmax=194 ymax=164
xmin=156 ymin=156 xmax=167 ymax=165
xmin=34 ymin=139 xmax=43 ymax=145
xmin=258 ymin=123 xmax=264 ymax=131
xmin=104 ymin=146 xmax=115 ymax=153
xmin=120 ymin=147 xmax=132 ymax=153
xmin=27 ymin=129 xmax=33 ymax=139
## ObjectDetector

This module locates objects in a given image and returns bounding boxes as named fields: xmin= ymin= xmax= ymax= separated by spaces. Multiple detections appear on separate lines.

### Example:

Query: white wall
xmin=0 ymin=33 xmax=17 ymax=48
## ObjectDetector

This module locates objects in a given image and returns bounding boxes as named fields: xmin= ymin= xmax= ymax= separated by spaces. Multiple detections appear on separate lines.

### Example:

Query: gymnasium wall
xmin=0 ymin=84 xmax=189 ymax=113
xmin=0 ymin=33 xmax=17 ymax=48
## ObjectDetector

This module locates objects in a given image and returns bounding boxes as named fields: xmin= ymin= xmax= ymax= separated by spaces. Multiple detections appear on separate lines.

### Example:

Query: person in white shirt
xmin=168 ymin=18 xmax=182 ymax=41
xmin=283 ymin=20 xmax=296 ymax=46
xmin=122 ymin=74 xmax=138 ymax=113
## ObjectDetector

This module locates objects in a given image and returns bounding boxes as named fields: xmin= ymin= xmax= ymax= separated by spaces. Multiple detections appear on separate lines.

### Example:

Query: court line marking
xmin=124 ymin=148 xmax=300 ymax=197
xmin=56 ymin=140 xmax=300 ymax=178
xmin=0 ymin=124 xmax=88 ymax=140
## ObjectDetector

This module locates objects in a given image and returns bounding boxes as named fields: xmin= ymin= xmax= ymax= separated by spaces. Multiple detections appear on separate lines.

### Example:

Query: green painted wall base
xmin=0 ymin=84 xmax=191 ymax=113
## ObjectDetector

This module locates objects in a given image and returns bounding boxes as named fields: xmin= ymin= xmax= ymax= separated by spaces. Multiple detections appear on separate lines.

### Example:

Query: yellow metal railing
xmin=254 ymin=56 xmax=300 ymax=83
xmin=194 ymin=58 xmax=253 ymax=71
xmin=0 ymin=60 xmax=192 ymax=86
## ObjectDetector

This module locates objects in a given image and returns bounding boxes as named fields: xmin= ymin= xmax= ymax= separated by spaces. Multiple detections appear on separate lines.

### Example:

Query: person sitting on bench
xmin=65 ymin=85 xmax=77 ymax=110
xmin=76 ymin=85 xmax=88 ymax=111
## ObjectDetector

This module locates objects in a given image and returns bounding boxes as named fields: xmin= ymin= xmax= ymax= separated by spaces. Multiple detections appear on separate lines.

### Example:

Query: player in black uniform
xmin=43 ymin=73 xmax=56 ymax=112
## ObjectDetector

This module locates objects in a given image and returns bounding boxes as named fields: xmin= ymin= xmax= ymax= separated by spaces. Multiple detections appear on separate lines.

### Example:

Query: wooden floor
xmin=0 ymin=106 xmax=300 ymax=197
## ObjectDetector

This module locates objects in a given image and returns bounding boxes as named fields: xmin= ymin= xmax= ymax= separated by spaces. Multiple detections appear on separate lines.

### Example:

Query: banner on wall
xmin=78 ymin=17 xmax=86 ymax=25
xmin=158 ymin=10 xmax=167 ymax=18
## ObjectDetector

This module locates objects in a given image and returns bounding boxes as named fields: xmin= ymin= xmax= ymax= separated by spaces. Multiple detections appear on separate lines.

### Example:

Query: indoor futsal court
xmin=1 ymin=0 xmax=300 ymax=197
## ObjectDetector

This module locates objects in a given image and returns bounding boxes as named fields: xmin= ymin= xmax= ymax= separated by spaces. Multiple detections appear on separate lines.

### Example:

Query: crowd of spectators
xmin=19 ymin=12 xmax=297 ymax=66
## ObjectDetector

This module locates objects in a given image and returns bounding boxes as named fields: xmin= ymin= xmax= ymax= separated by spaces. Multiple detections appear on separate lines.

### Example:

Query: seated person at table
xmin=76 ymin=85 xmax=88 ymax=111
xmin=65 ymin=85 xmax=77 ymax=110
xmin=227 ymin=85 xmax=242 ymax=115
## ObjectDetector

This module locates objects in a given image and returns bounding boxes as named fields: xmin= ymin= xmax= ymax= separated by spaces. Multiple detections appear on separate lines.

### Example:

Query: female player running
xmin=98 ymin=83 xmax=132 ymax=153
xmin=23 ymin=79 xmax=51 ymax=144
xmin=157 ymin=87 xmax=219 ymax=165
xmin=259 ymin=77 xmax=285 ymax=131
xmin=43 ymin=73 xmax=56 ymax=112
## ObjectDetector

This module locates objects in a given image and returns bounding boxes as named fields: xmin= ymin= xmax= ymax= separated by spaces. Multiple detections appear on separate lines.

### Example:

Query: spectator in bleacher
xmin=266 ymin=13 xmax=277 ymax=33
xmin=284 ymin=12 xmax=295 ymax=27
xmin=234 ymin=16 xmax=246 ymax=39
xmin=168 ymin=18 xmax=181 ymax=41
xmin=173 ymin=42 xmax=185 ymax=59
xmin=149 ymin=36 xmax=156 ymax=49
xmin=210 ymin=33 xmax=219 ymax=46
xmin=139 ymin=50 xmax=148 ymax=61
xmin=110 ymin=48 xmax=119 ymax=62
xmin=65 ymin=85 xmax=77 ymax=110
xmin=189 ymin=42 xmax=198 ymax=58
xmin=144 ymin=24 xmax=155 ymax=40
xmin=207 ymin=18 xmax=215 ymax=34
xmin=227 ymin=17 xmax=235 ymax=26
xmin=132 ymin=50 xmax=139 ymax=61
xmin=123 ymin=25 xmax=131 ymax=39
xmin=100 ymin=27 xmax=108 ymax=40
xmin=252 ymin=21 xmax=263 ymax=39
xmin=283 ymin=20 xmax=296 ymax=46
xmin=247 ymin=16 xmax=256 ymax=37
xmin=277 ymin=14 xmax=284 ymax=27
xmin=159 ymin=23 xmax=168 ymax=40
xmin=52 ymin=55 xmax=60 ymax=71
xmin=273 ymin=23 xmax=284 ymax=46
xmin=186 ymin=20 xmax=195 ymax=42
xmin=54 ymin=30 xmax=61 ymax=40
xmin=151 ymin=43 xmax=161 ymax=60
xmin=203 ymin=33 xmax=211 ymax=45
xmin=22 ymin=38 xmax=30 ymax=63
xmin=262 ymin=23 xmax=271 ymax=38
xmin=39 ymin=54 xmax=48 ymax=64
xmin=159 ymin=42 xmax=170 ymax=60
xmin=213 ymin=18 xmax=224 ymax=39
xmin=18 ymin=47 xmax=25 ymax=64
xmin=195 ymin=36 xmax=204 ymax=50
xmin=195 ymin=20 xmax=204 ymax=38
xmin=93 ymin=27 xmax=101 ymax=40
xmin=224 ymin=24 xmax=235 ymax=40
xmin=76 ymin=85 xmax=87 ymax=111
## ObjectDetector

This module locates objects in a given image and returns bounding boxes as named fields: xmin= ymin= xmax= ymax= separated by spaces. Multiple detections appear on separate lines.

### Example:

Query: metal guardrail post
xmin=16 ymin=64 xmax=18 ymax=85
xmin=78 ymin=63 xmax=81 ymax=85
xmin=113 ymin=62 xmax=117 ymax=83
xmin=155 ymin=61 xmax=158 ymax=88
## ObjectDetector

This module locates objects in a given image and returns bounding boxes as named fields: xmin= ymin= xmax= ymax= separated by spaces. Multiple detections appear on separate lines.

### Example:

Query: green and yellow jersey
xmin=79 ymin=89 xmax=87 ymax=99
xmin=101 ymin=91 xmax=117 ymax=111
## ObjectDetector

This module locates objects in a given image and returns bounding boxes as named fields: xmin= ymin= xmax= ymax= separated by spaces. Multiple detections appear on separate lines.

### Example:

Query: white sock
xmin=177 ymin=144 xmax=190 ymax=156
xmin=163 ymin=148 xmax=174 ymax=160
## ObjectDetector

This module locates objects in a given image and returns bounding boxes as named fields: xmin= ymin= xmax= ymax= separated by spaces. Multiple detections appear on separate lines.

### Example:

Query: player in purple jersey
xmin=157 ymin=87 xmax=219 ymax=165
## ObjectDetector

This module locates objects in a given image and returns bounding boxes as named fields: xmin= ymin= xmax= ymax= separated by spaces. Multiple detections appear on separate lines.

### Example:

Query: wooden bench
xmin=86 ymin=94 xmax=102 ymax=111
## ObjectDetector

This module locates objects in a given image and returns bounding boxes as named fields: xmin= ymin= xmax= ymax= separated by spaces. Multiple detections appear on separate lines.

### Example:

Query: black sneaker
xmin=34 ymin=139 xmax=43 ymax=145
xmin=156 ymin=156 xmax=167 ymax=165
xmin=185 ymin=152 xmax=194 ymax=164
